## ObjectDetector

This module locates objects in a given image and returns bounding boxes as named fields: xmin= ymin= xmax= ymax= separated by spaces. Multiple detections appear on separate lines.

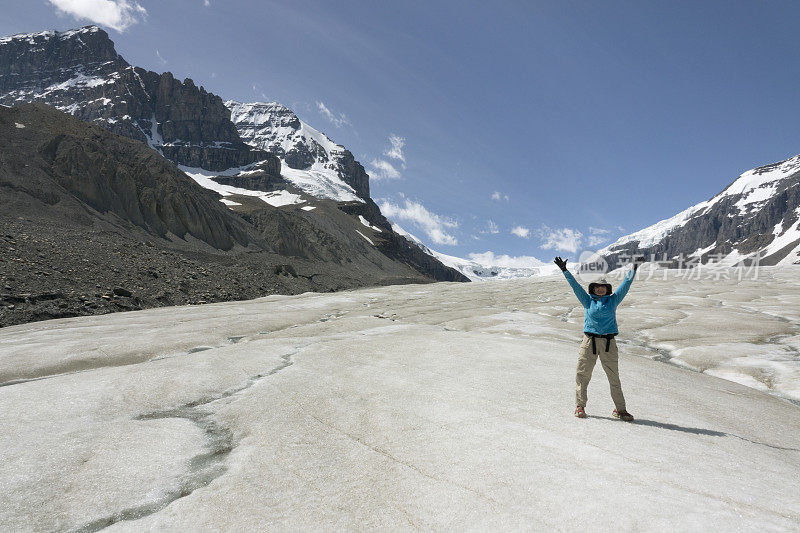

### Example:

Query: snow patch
xmin=179 ymin=165 xmax=304 ymax=207
xmin=280 ymin=163 xmax=361 ymax=203
xmin=355 ymin=230 xmax=374 ymax=245
xmin=261 ymin=190 xmax=303 ymax=207
xmin=40 ymin=73 xmax=114 ymax=94
xmin=358 ymin=215 xmax=382 ymax=232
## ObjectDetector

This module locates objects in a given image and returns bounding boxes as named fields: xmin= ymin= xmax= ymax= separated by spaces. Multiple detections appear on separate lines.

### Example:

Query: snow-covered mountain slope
xmin=2 ymin=274 xmax=799 ymax=530
xmin=391 ymin=223 xmax=553 ymax=280
xmin=0 ymin=26 xmax=270 ymax=171
xmin=227 ymin=101 xmax=369 ymax=201
xmin=599 ymin=154 xmax=800 ymax=266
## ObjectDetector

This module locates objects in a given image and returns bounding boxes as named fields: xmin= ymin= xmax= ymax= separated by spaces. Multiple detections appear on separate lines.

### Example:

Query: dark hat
xmin=588 ymin=280 xmax=613 ymax=296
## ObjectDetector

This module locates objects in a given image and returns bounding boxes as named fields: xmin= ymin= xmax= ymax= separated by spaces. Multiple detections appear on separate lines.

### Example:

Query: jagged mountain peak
xmin=717 ymin=154 xmax=800 ymax=211
xmin=0 ymin=25 xmax=103 ymax=44
xmin=226 ymin=100 xmax=343 ymax=160
xmin=226 ymin=100 xmax=370 ymax=199
xmin=0 ymin=26 xmax=270 ymax=171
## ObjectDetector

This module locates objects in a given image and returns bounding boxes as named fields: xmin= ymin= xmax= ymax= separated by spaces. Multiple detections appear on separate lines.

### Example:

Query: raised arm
xmin=613 ymin=269 xmax=635 ymax=304
xmin=554 ymin=257 xmax=590 ymax=308
xmin=613 ymin=258 xmax=643 ymax=304
xmin=564 ymin=271 xmax=591 ymax=308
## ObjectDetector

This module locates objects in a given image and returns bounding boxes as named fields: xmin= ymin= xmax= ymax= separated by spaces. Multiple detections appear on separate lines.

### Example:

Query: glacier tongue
xmin=390 ymin=223 xmax=551 ymax=281
xmin=1 ymin=273 xmax=799 ymax=530
xmin=279 ymin=162 xmax=362 ymax=203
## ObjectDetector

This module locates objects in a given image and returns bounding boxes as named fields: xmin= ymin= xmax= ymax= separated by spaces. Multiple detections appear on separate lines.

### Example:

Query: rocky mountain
xmin=599 ymin=154 xmax=800 ymax=267
xmin=0 ymin=25 xmax=469 ymax=286
xmin=0 ymin=24 xmax=473 ymax=326
xmin=0 ymin=26 xmax=273 ymax=171
xmin=0 ymin=103 xmax=467 ymax=327
xmin=227 ymin=101 xmax=370 ymax=200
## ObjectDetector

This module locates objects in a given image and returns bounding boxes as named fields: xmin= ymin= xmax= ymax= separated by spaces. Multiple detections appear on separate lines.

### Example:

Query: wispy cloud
xmin=316 ymin=101 xmax=349 ymax=128
xmin=368 ymin=159 xmax=401 ymax=180
xmin=385 ymin=134 xmax=405 ymax=163
xmin=484 ymin=220 xmax=500 ymax=235
xmin=511 ymin=225 xmax=530 ymax=239
xmin=379 ymin=198 xmax=458 ymax=246
xmin=250 ymin=83 xmax=266 ymax=100
xmin=491 ymin=191 xmax=510 ymax=202
xmin=468 ymin=251 xmax=546 ymax=268
xmin=587 ymin=226 xmax=609 ymax=247
xmin=538 ymin=225 xmax=583 ymax=253
xmin=203 ymin=0 xmax=210 ymax=5
xmin=587 ymin=235 xmax=607 ymax=247
xmin=155 ymin=49 xmax=167 ymax=65
xmin=48 ymin=0 xmax=147 ymax=32
xmin=369 ymin=134 xmax=407 ymax=180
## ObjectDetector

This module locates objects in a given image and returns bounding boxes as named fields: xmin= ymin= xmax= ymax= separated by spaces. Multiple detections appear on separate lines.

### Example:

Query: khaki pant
xmin=575 ymin=334 xmax=626 ymax=411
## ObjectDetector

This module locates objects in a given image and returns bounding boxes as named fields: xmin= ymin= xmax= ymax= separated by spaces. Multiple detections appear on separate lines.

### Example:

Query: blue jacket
xmin=563 ymin=270 xmax=634 ymax=335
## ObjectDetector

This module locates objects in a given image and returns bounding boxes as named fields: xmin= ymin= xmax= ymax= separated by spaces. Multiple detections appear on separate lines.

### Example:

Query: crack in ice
xmin=69 ymin=350 xmax=297 ymax=532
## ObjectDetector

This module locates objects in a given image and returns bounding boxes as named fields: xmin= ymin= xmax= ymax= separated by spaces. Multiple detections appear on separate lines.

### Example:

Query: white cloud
xmin=155 ymin=49 xmax=167 ymax=65
xmin=468 ymin=251 xmax=546 ymax=269
xmin=48 ymin=0 xmax=147 ymax=32
xmin=587 ymin=235 xmax=607 ymax=247
xmin=385 ymin=134 xmax=405 ymax=163
xmin=368 ymin=159 xmax=401 ymax=180
xmin=538 ymin=225 xmax=583 ymax=253
xmin=379 ymin=199 xmax=458 ymax=246
xmin=485 ymin=220 xmax=500 ymax=235
xmin=316 ymin=101 xmax=349 ymax=128
xmin=491 ymin=191 xmax=510 ymax=202
xmin=587 ymin=226 xmax=609 ymax=247
xmin=369 ymin=134 xmax=408 ymax=180
xmin=511 ymin=225 xmax=530 ymax=239
xmin=203 ymin=0 xmax=210 ymax=5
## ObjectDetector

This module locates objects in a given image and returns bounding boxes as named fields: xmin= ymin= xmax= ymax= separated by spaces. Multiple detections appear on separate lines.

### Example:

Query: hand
xmin=632 ymin=254 xmax=646 ymax=271
xmin=554 ymin=256 xmax=568 ymax=271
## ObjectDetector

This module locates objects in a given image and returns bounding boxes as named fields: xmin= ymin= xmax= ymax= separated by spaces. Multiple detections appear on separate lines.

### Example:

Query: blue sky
xmin=4 ymin=1 xmax=800 ymax=265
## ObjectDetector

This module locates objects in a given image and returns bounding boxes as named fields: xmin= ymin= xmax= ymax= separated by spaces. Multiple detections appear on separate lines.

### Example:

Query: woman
xmin=553 ymin=256 xmax=639 ymax=421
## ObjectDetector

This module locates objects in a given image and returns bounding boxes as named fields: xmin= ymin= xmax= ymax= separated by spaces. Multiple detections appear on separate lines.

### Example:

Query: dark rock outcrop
xmin=0 ymin=26 xmax=274 ymax=171
xmin=211 ymin=160 xmax=285 ymax=191
xmin=4 ymin=103 xmax=252 ymax=250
